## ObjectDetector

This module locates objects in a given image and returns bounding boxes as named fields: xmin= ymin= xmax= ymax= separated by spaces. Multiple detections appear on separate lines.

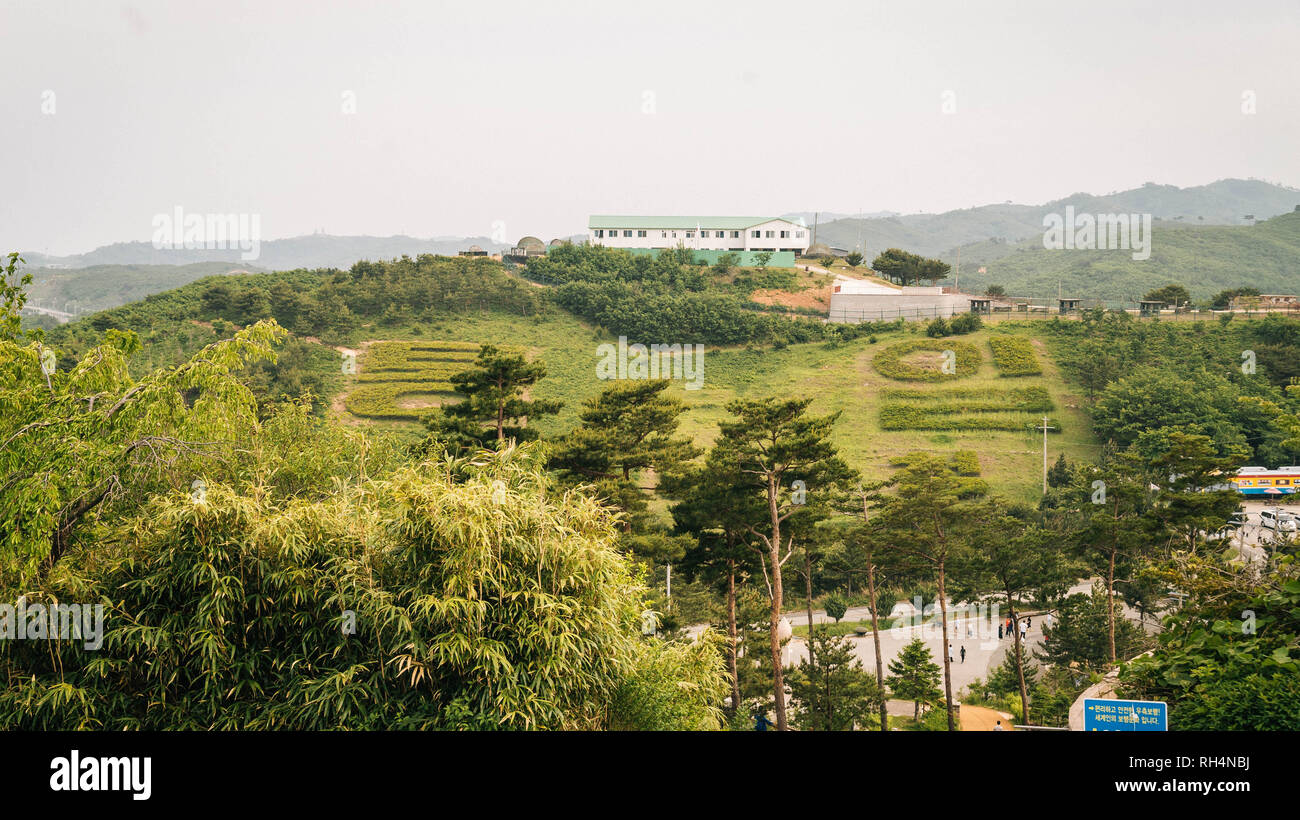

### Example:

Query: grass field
xmin=344 ymin=341 xmax=479 ymax=421
xmin=331 ymin=309 xmax=612 ymax=436
xmin=331 ymin=313 xmax=1098 ymax=506
xmin=669 ymin=321 xmax=1097 ymax=505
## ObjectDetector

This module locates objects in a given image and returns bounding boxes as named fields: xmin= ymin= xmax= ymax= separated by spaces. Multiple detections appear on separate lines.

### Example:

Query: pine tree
xmin=551 ymin=379 xmax=698 ymax=533
xmin=874 ymin=455 xmax=977 ymax=730
xmin=788 ymin=631 xmax=883 ymax=730
xmin=714 ymin=397 xmax=855 ymax=730
xmin=951 ymin=498 xmax=1068 ymax=725
xmin=887 ymin=637 xmax=942 ymax=720
xmin=662 ymin=445 xmax=766 ymax=717
xmin=1046 ymin=453 xmax=1071 ymax=488
xmin=987 ymin=643 xmax=1037 ymax=697
xmin=422 ymin=345 xmax=561 ymax=450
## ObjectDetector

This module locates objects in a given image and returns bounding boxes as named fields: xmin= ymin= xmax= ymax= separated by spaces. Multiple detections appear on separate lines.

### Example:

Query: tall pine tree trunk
xmin=727 ymin=560 xmax=740 ymax=717
xmin=1009 ymin=596 xmax=1030 ymax=725
xmin=1108 ymin=501 xmax=1119 ymax=664
xmin=868 ymin=560 xmax=887 ymax=732
xmin=804 ymin=551 xmax=815 ymax=671
xmin=937 ymin=560 xmax=955 ymax=731
xmin=766 ymin=476 xmax=787 ymax=730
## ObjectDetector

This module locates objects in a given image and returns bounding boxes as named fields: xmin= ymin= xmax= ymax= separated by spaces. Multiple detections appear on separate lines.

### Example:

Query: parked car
xmin=1259 ymin=508 xmax=1296 ymax=532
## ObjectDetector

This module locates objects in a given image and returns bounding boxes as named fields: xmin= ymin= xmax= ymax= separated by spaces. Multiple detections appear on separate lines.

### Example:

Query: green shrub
xmin=878 ymin=405 xmax=1061 ymax=432
xmin=345 ymin=381 xmax=457 ymax=421
xmin=948 ymin=312 xmax=983 ymax=334
xmin=878 ymin=386 xmax=1053 ymax=414
xmin=343 ymin=340 xmax=490 ymax=421
xmin=952 ymin=450 xmax=981 ymax=476
xmin=872 ymin=339 xmax=980 ymax=381
xmin=876 ymin=386 xmax=1056 ymax=432
xmin=988 ymin=335 xmax=1042 ymax=376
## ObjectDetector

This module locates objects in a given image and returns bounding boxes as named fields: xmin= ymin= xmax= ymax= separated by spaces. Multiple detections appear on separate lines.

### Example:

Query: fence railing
xmin=828 ymin=304 xmax=1300 ymax=324
xmin=827 ymin=305 xmax=964 ymax=322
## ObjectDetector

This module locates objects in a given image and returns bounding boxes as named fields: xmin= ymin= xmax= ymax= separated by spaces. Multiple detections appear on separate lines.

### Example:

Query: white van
xmin=1259 ymin=508 xmax=1296 ymax=533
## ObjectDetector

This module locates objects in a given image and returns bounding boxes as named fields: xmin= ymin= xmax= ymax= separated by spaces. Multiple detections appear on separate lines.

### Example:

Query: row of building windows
xmin=593 ymin=229 xmax=806 ymax=240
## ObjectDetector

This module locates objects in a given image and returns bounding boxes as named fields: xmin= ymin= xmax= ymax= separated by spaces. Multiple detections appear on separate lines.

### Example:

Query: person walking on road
xmin=998 ymin=624 xmax=1003 ymax=640
xmin=960 ymin=646 xmax=966 ymax=663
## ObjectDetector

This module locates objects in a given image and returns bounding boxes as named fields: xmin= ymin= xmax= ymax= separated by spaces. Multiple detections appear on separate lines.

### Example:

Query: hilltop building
xmin=586 ymin=215 xmax=810 ymax=266
xmin=504 ymin=236 xmax=547 ymax=262
xmin=828 ymin=279 xmax=975 ymax=322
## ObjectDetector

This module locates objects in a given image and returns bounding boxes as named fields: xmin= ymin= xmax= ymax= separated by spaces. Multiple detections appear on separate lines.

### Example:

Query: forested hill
xmin=44 ymin=247 xmax=878 ymax=368
xmin=44 ymin=255 xmax=547 ymax=371
xmin=23 ymin=261 xmax=266 ymax=316
xmin=941 ymin=210 xmax=1300 ymax=303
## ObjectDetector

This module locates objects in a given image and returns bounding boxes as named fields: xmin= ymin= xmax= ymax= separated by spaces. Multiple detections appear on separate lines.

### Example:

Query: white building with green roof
xmin=587 ymin=216 xmax=810 ymax=263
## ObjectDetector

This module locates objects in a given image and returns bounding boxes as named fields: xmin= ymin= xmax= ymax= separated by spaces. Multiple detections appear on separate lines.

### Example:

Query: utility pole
xmin=955 ymin=246 xmax=960 ymax=292
xmin=1037 ymin=415 xmax=1056 ymax=494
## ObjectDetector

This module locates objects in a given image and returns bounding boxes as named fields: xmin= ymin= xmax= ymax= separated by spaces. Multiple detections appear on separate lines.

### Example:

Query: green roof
xmin=588 ymin=215 xmax=799 ymax=230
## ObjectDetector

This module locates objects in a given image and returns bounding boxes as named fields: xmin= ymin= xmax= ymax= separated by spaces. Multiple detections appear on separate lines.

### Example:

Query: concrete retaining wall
xmin=828 ymin=287 xmax=973 ymax=323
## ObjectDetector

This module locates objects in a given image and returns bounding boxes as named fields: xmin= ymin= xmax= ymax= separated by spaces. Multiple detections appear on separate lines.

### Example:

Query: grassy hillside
xmin=943 ymin=210 xmax=1300 ymax=303
xmin=664 ymin=323 xmax=1094 ymax=505
xmin=330 ymin=310 xmax=610 ymax=439
xmin=323 ymin=319 xmax=1095 ymax=505
xmin=35 ymin=252 xmax=1100 ymax=502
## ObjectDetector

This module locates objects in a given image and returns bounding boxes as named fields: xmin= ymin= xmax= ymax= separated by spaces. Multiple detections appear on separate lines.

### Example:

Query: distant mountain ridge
xmin=22 ymin=262 xmax=269 ymax=317
xmin=22 ymin=179 xmax=1296 ymax=273
xmin=810 ymin=178 xmax=1299 ymax=262
xmin=14 ymin=178 xmax=1299 ymax=318
xmin=23 ymin=234 xmax=512 ymax=271
xmin=942 ymin=210 xmax=1300 ymax=304
xmin=779 ymin=210 xmax=900 ymax=227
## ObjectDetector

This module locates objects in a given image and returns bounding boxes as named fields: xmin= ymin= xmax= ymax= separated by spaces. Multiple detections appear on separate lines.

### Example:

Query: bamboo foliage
xmin=0 ymin=443 xmax=726 ymax=730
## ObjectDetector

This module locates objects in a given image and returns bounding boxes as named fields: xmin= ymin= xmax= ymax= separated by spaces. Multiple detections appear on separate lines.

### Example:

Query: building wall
xmin=548 ymin=245 xmax=795 ymax=268
xmin=589 ymin=219 xmax=810 ymax=254
xmin=828 ymin=288 xmax=972 ymax=322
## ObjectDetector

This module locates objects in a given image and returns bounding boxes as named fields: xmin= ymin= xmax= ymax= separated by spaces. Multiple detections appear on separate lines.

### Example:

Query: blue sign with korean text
xmin=1083 ymin=698 xmax=1167 ymax=731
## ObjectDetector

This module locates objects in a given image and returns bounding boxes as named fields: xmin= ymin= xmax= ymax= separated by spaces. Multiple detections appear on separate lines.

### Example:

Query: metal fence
xmin=827 ymin=305 xmax=965 ymax=323
xmin=828 ymin=303 xmax=1300 ymax=324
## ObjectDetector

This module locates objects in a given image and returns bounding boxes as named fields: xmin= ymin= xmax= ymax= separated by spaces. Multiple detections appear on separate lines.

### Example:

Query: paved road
xmin=1221 ymin=502 xmax=1294 ymax=565
xmin=19 ymin=305 xmax=76 ymax=323
xmin=960 ymin=704 xmax=1017 ymax=731
xmin=772 ymin=579 xmax=1157 ymax=697
xmin=783 ymin=612 xmax=1047 ymax=696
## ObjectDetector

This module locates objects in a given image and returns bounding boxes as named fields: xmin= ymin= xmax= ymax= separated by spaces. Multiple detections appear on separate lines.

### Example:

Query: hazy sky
xmin=4 ymin=0 xmax=1298 ymax=255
